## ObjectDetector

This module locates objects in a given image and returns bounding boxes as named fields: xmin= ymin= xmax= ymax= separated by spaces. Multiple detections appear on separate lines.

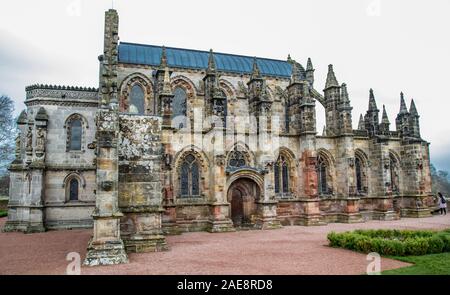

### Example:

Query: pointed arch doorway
xmin=227 ymin=177 xmax=260 ymax=228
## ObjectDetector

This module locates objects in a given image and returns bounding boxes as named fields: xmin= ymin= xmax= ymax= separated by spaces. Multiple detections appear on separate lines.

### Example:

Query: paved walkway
xmin=0 ymin=215 xmax=449 ymax=275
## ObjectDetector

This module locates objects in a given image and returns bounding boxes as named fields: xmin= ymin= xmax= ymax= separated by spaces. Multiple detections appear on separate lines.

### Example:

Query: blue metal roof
xmin=118 ymin=42 xmax=293 ymax=78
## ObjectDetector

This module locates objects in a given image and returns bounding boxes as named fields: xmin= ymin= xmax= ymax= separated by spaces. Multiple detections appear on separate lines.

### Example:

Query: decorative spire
xmin=207 ymin=49 xmax=216 ymax=72
xmin=325 ymin=64 xmax=339 ymax=89
xmin=161 ymin=66 xmax=172 ymax=95
xmin=306 ymin=58 xmax=314 ymax=71
xmin=358 ymin=114 xmax=364 ymax=130
xmin=287 ymin=54 xmax=293 ymax=64
xmin=381 ymin=105 xmax=390 ymax=124
xmin=160 ymin=46 xmax=168 ymax=68
xmin=399 ymin=92 xmax=408 ymax=114
xmin=409 ymin=99 xmax=418 ymax=116
xmin=251 ymin=57 xmax=261 ymax=79
xmin=368 ymin=88 xmax=378 ymax=110
xmin=341 ymin=83 xmax=350 ymax=103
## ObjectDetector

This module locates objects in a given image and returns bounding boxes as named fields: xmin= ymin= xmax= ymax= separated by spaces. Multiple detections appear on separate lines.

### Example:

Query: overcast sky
xmin=1 ymin=0 xmax=449 ymax=171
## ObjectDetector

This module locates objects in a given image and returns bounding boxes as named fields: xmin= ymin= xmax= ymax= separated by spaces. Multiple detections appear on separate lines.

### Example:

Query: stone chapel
xmin=4 ymin=9 xmax=434 ymax=265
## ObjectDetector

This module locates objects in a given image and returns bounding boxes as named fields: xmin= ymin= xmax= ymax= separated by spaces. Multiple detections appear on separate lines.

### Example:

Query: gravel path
xmin=1 ymin=215 xmax=449 ymax=275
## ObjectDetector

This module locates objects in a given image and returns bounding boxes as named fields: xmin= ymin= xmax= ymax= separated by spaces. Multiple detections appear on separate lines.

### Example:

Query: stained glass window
xmin=70 ymin=119 xmax=82 ymax=151
xmin=129 ymin=85 xmax=145 ymax=115
xmin=173 ymin=87 xmax=187 ymax=129
xmin=275 ymin=155 xmax=289 ymax=195
xmin=274 ymin=163 xmax=280 ymax=194
xmin=69 ymin=178 xmax=79 ymax=201
xmin=317 ymin=156 xmax=328 ymax=195
xmin=191 ymin=162 xmax=199 ymax=196
xmin=180 ymin=154 xmax=200 ymax=197
xmin=181 ymin=162 xmax=189 ymax=196
xmin=282 ymin=161 xmax=289 ymax=193
xmin=228 ymin=150 xmax=246 ymax=169
xmin=355 ymin=157 xmax=362 ymax=192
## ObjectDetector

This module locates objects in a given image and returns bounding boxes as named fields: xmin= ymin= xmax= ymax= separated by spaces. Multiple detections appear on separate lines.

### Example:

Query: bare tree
xmin=0 ymin=95 xmax=16 ymax=175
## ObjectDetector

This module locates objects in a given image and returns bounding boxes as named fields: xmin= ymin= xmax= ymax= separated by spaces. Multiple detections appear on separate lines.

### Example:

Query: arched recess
xmin=226 ymin=176 xmax=260 ymax=226
xmin=119 ymin=73 xmax=154 ymax=114
xmin=173 ymin=145 xmax=210 ymax=201
xmin=316 ymin=148 xmax=336 ymax=197
xmin=225 ymin=142 xmax=256 ymax=169
xmin=63 ymin=172 xmax=85 ymax=202
xmin=389 ymin=150 xmax=402 ymax=194
xmin=274 ymin=147 xmax=298 ymax=198
xmin=354 ymin=149 xmax=369 ymax=195
xmin=226 ymin=169 xmax=264 ymax=202
xmin=64 ymin=113 xmax=89 ymax=152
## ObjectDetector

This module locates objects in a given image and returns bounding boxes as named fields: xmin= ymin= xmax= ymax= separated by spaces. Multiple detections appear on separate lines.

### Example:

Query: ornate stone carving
xmin=26 ymin=126 xmax=33 ymax=152
xmin=15 ymin=133 xmax=21 ymax=160
xmin=214 ymin=155 xmax=226 ymax=167
xmin=35 ymin=128 xmax=46 ymax=158
xmin=348 ymin=157 xmax=355 ymax=168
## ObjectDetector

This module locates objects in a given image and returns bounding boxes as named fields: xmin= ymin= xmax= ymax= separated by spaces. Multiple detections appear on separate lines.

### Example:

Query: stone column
xmin=255 ymin=160 xmax=282 ymax=230
xmin=84 ymin=109 xmax=128 ymax=266
xmin=399 ymin=140 xmax=432 ymax=218
xmin=4 ymin=111 xmax=31 ymax=232
xmin=335 ymin=136 xmax=363 ymax=223
xmin=84 ymin=9 xmax=128 ymax=266
xmin=207 ymin=155 xmax=235 ymax=233
xmin=25 ymin=107 xmax=49 ymax=233
xmin=368 ymin=139 xmax=398 ymax=221
xmin=161 ymin=142 xmax=180 ymax=235
xmin=297 ymin=148 xmax=324 ymax=225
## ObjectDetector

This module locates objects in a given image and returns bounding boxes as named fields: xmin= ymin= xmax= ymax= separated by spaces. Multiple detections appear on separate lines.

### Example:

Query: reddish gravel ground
xmin=0 ymin=215 xmax=449 ymax=275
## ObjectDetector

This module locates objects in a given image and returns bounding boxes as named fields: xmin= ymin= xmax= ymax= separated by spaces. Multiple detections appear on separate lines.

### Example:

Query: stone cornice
xmin=25 ymin=98 xmax=98 ymax=108
xmin=25 ymin=84 xmax=99 ymax=101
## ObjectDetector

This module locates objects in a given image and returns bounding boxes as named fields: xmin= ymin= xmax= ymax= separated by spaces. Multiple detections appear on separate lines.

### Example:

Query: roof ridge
xmin=119 ymin=41 xmax=291 ymax=64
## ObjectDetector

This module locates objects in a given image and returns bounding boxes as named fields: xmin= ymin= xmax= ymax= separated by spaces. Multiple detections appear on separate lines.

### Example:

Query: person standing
xmin=438 ymin=192 xmax=447 ymax=215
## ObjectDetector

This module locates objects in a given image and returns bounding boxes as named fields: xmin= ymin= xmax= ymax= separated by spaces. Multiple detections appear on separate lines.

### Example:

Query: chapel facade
xmin=4 ymin=9 xmax=434 ymax=265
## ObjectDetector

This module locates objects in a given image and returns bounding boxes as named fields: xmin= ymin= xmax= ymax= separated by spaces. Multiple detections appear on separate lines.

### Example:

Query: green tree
xmin=431 ymin=164 xmax=450 ymax=197
xmin=0 ymin=95 xmax=16 ymax=196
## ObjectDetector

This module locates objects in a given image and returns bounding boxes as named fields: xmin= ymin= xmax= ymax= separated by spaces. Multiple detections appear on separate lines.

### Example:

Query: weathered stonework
xmin=118 ymin=115 xmax=168 ymax=252
xmin=4 ymin=8 xmax=436 ymax=266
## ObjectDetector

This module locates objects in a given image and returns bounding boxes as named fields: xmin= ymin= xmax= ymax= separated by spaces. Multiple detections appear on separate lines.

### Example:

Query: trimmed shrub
xmin=327 ymin=229 xmax=450 ymax=256
xmin=428 ymin=236 xmax=445 ymax=254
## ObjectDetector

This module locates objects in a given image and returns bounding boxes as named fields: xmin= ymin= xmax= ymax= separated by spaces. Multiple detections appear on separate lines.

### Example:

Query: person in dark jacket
xmin=438 ymin=192 xmax=447 ymax=215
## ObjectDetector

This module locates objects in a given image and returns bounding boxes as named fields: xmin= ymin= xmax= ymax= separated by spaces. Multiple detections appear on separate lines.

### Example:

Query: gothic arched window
xmin=228 ymin=150 xmax=246 ymax=169
xmin=129 ymin=85 xmax=145 ymax=115
xmin=69 ymin=178 xmax=79 ymax=201
xmin=180 ymin=154 xmax=200 ymax=197
xmin=69 ymin=119 xmax=82 ymax=151
xmin=355 ymin=157 xmax=363 ymax=192
xmin=172 ymin=87 xmax=187 ymax=129
xmin=317 ymin=155 xmax=328 ymax=196
xmin=274 ymin=155 xmax=289 ymax=195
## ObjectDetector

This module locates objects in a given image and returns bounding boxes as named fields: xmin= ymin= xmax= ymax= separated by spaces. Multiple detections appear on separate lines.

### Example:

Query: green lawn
xmin=383 ymin=253 xmax=450 ymax=275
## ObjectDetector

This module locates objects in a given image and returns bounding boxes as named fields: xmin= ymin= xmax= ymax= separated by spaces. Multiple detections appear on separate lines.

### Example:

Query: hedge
xmin=327 ymin=229 xmax=450 ymax=256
